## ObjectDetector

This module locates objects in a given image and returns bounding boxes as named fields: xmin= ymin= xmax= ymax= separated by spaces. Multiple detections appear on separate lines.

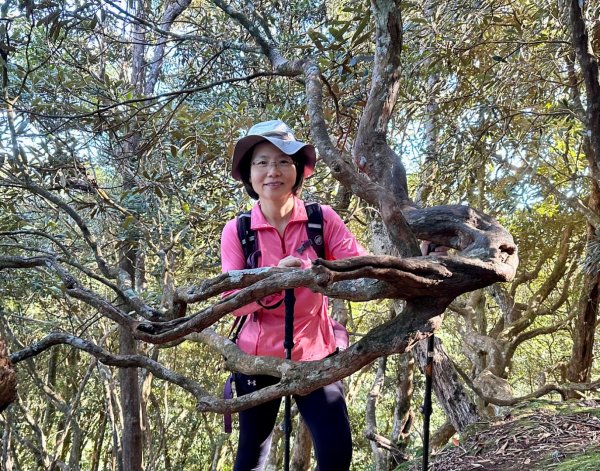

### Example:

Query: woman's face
xmin=249 ymin=142 xmax=297 ymax=203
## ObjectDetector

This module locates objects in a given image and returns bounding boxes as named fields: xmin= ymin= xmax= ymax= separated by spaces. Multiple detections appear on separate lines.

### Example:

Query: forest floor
xmin=403 ymin=399 xmax=600 ymax=471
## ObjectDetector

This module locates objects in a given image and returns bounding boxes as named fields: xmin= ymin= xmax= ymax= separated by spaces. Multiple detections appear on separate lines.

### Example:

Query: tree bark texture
xmin=568 ymin=194 xmax=600 ymax=385
xmin=101 ymin=364 xmax=124 ymax=471
xmin=568 ymin=0 xmax=600 ymax=385
xmin=570 ymin=0 xmax=600 ymax=173
xmin=118 ymin=328 xmax=143 ymax=471
xmin=290 ymin=419 xmax=312 ymax=471
xmin=0 ymin=339 xmax=16 ymax=413
xmin=568 ymin=268 xmax=600 ymax=384
xmin=116 ymin=0 xmax=147 ymax=465
xmin=430 ymin=421 xmax=456 ymax=453
xmin=2 ymin=409 xmax=14 ymax=470
xmin=366 ymin=357 xmax=391 ymax=471
xmin=264 ymin=422 xmax=284 ymax=471
xmin=413 ymin=337 xmax=480 ymax=431
xmin=390 ymin=353 xmax=415 ymax=454
xmin=90 ymin=410 xmax=107 ymax=471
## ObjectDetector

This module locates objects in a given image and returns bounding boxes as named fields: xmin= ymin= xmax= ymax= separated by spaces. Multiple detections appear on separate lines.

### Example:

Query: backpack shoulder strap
xmin=304 ymin=202 xmax=325 ymax=260
xmin=236 ymin=210 xmax=255 ymax=264
xmin=230 ymin=210 xmax=255 ymax=342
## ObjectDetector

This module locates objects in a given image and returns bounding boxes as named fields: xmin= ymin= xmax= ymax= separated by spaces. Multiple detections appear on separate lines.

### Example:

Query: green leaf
xmin=123 ymin=215 xmax=135 ymax=229
xmin=351 ymin=16 xmax=370 ymax=45
xmin=308 ymin=29 xmax=329 ymax=51
xmin=329 ymin=27 xmax=344 ymax=41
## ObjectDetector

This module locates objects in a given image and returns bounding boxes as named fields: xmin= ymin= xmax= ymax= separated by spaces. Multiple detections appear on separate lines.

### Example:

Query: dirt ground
xmin=411 ymin=399 xmax=600 ymax=471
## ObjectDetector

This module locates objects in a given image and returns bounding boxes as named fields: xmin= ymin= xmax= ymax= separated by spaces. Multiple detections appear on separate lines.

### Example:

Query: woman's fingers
xmin=278 ymin=256 xmax=302 ymax=268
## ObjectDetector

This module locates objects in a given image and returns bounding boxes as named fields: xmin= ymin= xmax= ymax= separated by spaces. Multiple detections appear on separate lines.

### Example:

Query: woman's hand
xmin=277 ymin=256 xmax=303 ymax=268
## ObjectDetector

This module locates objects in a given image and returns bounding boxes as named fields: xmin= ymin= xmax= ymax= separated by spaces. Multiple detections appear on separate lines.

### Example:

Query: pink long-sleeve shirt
xmin=221 ymin=196 xmax=366 ymax=361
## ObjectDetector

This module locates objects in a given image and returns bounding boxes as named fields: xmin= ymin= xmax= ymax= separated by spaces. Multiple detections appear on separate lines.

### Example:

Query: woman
xmin=221 ymin=119 xmax=366 ymax=471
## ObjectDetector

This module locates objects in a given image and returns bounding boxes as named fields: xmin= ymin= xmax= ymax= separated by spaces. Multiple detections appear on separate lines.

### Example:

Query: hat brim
xmin=231 ymin=135 xmax=316 ymax=180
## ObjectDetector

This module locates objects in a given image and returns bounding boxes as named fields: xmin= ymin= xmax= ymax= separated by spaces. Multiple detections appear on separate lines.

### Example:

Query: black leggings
xmin=233 ymin=373 xmax=352 ymax=471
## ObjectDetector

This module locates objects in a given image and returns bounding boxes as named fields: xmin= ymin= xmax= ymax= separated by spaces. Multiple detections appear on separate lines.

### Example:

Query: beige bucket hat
xmin=231 ymin=120 xmax=316 ymax=180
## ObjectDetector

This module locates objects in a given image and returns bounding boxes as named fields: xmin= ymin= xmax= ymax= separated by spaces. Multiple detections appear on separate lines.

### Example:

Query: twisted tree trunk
xmin=567 ymin=0 xmax=600 ymax=388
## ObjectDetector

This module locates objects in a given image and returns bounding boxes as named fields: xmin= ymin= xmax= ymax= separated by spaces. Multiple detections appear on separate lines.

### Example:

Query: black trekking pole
xmin=422 ymin=334 xmax=435 ymax=470
xmin=283 ymin=288 xmax=295 ymax=471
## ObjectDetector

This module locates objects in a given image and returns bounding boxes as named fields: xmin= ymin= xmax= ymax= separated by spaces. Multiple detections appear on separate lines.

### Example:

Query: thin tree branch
xmin=453 ymin=358 xmax=600 ymax=405
xmin=13 ymin=72 xmax=279 ymax=121
xmin=102 ymin=0 xmax=258 ymax=53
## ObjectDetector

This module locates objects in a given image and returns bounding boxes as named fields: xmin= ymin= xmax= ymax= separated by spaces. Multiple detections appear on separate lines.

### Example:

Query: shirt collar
xmin=250 ymin=196 xmax=308 ymax=230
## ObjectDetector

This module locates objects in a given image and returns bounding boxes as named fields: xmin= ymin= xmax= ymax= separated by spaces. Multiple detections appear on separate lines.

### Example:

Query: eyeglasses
xmin=251 ymin=158 xmax=296 ymax=171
